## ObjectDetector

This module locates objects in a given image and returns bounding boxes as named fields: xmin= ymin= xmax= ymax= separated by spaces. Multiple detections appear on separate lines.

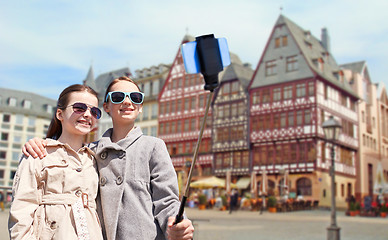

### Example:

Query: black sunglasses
xmin=105 ymin=91 xmax=144 ymax=104
xmin=66 ymin=102 xmax=102 ymax=119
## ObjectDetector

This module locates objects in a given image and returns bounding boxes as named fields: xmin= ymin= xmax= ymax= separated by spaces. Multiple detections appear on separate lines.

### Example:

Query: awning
xmin=190 ymin=176 xmax=237 ymax=189
xmin=236 ymin=177 xmax=251 ymax=189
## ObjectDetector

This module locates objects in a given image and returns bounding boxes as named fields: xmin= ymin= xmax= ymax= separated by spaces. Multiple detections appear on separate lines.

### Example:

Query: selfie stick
xmin=174 ymin=34 xmax=230 ymax=224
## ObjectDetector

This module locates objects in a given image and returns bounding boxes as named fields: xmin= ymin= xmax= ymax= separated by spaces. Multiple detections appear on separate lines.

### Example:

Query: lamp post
xmin=322 ymin=116 xmax=342 ymax=240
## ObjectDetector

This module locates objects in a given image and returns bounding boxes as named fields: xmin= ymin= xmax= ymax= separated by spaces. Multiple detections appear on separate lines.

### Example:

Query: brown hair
xmin=46 ymin=84 xmax=99 ymax=139
xmin=104 ymin=76 xmax=141 ymax=103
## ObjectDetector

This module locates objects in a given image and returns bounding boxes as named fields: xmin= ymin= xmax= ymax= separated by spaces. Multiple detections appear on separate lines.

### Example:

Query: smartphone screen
xmin=181 ymin=38 xmax=231 ymax=74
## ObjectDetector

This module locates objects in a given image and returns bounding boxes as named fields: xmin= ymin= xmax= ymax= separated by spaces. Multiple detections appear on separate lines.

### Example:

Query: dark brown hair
xmin=46 ymin=84 xmax=99 ymax=139
xmin=104 ymin=76 xmax=141 ymax=103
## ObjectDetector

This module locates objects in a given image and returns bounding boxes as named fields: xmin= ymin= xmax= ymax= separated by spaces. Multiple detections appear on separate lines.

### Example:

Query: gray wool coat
xmin=89 ymin=127 xmax=181 ymax=240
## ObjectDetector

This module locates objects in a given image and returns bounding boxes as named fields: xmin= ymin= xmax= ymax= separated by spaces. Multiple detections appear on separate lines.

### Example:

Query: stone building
xmin=0 ymin=87 xmax=56 ymax=201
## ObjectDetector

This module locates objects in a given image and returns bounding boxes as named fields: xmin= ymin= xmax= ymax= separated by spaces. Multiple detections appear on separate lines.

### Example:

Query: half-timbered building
xmin=158 ymin=35 xmax=213 ymax=179
xmin=249 ymin=15 xmax=359 ymax=208
xmin=212 ymin=56 xmax=253 ymax=179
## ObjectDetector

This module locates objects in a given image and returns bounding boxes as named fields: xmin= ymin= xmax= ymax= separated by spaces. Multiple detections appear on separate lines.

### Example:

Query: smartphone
xmin=181 ymin=37 xmax=231 ymax=74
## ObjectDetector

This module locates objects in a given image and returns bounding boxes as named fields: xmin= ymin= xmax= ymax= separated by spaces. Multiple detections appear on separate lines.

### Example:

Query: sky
xmin=1 ymin=0 xmax=388 ymax=100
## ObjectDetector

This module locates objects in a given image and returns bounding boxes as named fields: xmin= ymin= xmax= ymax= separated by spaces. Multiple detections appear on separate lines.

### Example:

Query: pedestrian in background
xmin=0 ymin=192 xmax=4 ymax=211
xmin=229 ymin=189 xmax=238 ymax=214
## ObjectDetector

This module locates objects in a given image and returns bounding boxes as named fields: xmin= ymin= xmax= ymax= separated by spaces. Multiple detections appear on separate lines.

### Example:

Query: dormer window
xmin=313 ymin=58 xmax=324 ymax=71
xmin=44 ymin=104 xmax=53 ymax=113
xmin=8 ymin=97 xmax=16 ymax=107
xmin=305 ymin=41 xmax=312 ymax=49
xmin=333 ymin=71 xmax=344 ymax=83
xmin=304 ymin=31 xmax=311 ymax=40
xmin=22 ymin=100 xmax=31 ymax=109
xmin=322 ymin=51 xmax=330 ymax=61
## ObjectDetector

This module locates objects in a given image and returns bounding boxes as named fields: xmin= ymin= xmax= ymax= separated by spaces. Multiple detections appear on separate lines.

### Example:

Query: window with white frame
xmin=12 ymin=151 xmax=21 ymax=161
xmin=265 ymin=60 xmax=277 ymax=76
xmin=142 ymin=105 xmax=149 ymax=120
xmin=143 ymin=82 xmax=150 ymax=96
xmin=13 ymin=134 xmax=22 ymax=143
xmin=286 ymin=55 xmax=298 ymax=72
xmin=152 ymin=80 xmax=160 ymax=96
xmin=15 ymin=114 xmax=23 ymax=125
xmin=150 ymin=126 xmax=157 ymax=137
xmin=28 ymin=117 xmax=36 ymax=126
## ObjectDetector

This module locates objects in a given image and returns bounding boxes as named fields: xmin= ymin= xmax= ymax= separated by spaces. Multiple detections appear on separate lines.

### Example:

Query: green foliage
xmin=198 ymin=194 xmax=207 ymax=205
xmin=380 ymin=204 xmax=388 ymax=213
xmin=244 ymin=192 xmax=252 ymax=199
xmin=355 ymin=202 xmax=361 ymax=210
xmin=220 ymin=195 xmax=227 ymax=207
xmin=268 ymin=196 xmax=277 ymax=207
xmin=349 ymin=202 xmax=356 ymax=211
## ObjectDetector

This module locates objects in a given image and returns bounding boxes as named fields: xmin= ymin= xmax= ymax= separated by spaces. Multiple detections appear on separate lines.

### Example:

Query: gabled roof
xmin=219 ymin=58 xmax=253 ymax=90
xmin=92 ymin=67 xmax=131 ymax=97
xmin=340 ymin=61 xmax=366 ymax=74
xmin=376 ymin=82 xmax=388 ymax=103
xmin=279 ymin=15 xmax=356 ymax=97
xmin=250 ymin=15 xmax=357 ymax=98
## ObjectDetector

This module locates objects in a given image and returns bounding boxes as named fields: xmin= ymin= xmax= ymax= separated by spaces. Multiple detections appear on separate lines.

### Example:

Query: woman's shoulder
xmin=140 ymin=134 xmax=165 ymax=145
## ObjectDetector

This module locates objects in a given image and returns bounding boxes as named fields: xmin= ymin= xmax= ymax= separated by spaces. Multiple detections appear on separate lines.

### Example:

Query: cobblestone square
xmin=2 ymin=208 xmax=387 ymax=240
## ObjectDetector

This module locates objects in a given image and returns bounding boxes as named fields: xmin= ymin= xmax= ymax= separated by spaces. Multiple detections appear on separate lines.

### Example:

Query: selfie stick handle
xmin=174 ymin=90 xmax=214 ymax=224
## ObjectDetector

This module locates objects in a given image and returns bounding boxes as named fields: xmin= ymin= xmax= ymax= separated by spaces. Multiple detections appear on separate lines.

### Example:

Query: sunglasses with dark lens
xmin=105 ymin=91 xmax=144 ymax=104
xmin=67 ymin=102 xmax=102 ymax=119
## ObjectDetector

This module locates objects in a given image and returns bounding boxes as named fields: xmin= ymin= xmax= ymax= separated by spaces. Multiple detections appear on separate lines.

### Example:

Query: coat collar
xmin=96 ymin=126 xmax=143 ymax=154
xmin=45 ymin=138 xmax=96 ymax=158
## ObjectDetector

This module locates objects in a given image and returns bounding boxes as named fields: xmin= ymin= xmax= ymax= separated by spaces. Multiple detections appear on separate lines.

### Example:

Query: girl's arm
xmin=8 ymin=156 xmax=40 ymax=239
xmin=22 ymin=138 xmax=47 ymax=159
xmin=149 ymin=138 xmax=194 ymax=240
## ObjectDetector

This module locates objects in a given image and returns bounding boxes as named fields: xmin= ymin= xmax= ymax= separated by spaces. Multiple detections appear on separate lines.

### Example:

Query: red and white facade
xmin=212 ymin=61 xmax=253 ymax=177
xmin=158 ymin=35 xmax=213 ymax=177
xmin=248 ymin=15 xmax=358 ymax=207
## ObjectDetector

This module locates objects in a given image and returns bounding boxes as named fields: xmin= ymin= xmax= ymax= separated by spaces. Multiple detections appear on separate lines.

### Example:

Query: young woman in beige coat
xmin=9 ymin=84 xmax=104 ymax=240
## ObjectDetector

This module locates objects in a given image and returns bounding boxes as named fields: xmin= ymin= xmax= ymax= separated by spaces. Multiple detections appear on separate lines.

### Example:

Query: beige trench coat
xmin=9 ymin=139 xmax=103 ymax=240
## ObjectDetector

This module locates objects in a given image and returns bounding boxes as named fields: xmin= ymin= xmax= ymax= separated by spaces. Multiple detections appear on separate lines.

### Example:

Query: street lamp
xmin=322 ymin=115 xmax=342 ymax=240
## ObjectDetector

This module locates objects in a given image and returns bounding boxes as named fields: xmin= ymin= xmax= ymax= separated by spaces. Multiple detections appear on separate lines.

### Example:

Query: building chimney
xmin=321 ymin=27 xmax=330 ymax=52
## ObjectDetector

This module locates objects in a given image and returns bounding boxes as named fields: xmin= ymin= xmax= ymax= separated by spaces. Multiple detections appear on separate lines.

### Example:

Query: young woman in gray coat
xmin=22 ymin=77 xmax=194 ymax=240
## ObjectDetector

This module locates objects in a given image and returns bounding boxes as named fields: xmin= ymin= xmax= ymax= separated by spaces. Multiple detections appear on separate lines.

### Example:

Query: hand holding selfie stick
xmin=174 ymin=34 xmax=230 ymax=224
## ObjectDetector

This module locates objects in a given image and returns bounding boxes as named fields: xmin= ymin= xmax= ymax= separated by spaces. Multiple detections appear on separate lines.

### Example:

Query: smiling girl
xmin=9 ymin=84 xmax=103 ymax=240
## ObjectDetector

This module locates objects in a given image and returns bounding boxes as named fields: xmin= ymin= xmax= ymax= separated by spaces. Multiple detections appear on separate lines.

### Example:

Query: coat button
xmin=75 ymin=190 xmax=82 ymax=197
xmin=116 ymin=176 xmax=123 ymax=185
xmin=100 ymin=151 xmax=108 ymax=160
xmin=100 ymin=176 xmax=107 ymax=186
xmin=118 ymin=151 xmax=126 ymax=159
xmin=50 ymin=221 xmax=57 ymax=229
